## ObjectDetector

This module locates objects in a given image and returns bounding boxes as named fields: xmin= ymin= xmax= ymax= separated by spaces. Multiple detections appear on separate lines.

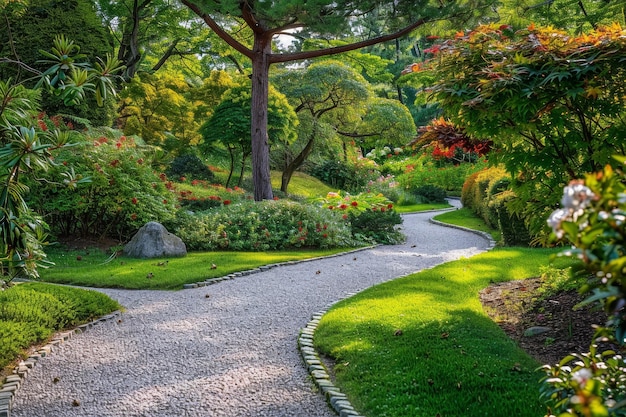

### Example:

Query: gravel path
xmin=11 ymin=205 xmax=490 ymax=417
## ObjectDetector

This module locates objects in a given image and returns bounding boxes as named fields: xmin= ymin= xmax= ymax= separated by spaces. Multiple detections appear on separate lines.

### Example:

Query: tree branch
xmin=269 ymin=17 xmax=428 ymax=64
xmin=181 ymin=0 xmax=253 ymax=59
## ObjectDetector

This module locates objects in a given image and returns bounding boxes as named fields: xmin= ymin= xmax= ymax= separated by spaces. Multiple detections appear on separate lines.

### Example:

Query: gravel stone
xmin=10 ymin=203 xmax=489 ymax=417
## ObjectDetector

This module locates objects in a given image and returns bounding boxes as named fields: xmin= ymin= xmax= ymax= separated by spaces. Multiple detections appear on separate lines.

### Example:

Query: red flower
xmin=328 ymin=205 xmax=334 ymax=210
xmin=115 ymin=142 xmax=122 ymax=149
xmin=159 ymin=173 xmax=167 ymax=181
xmin=387 ymin=204 xmax=393 ymax=209
xmin=132 ymin=197 xmax=138 ymax=205
xmin=38 ymin=120 xmax=48 ymax=131
xmin=342 ymin=214 xmax=348 ymax=220
xmin=273 ymin=196 xmax=279 ymax=201
xmin=322 ymin=233 xmax=328 ymax=238
xmin=163 ymin=199 xmax=168 ymax=204
xmin=339 ymin=204 xmax=348 ymax=209
xmin=110 ymin=159 xmax=120 ymax=167
xmin=180 ymin=176 xmax=186 ymax=182
xmin=351 ymin=201 xmax=358 ymax=207
xmin=130 ymin=213 xmax=137 ymax=220
xmin=223 ymin=200 xmax=231 ymax=205
xmin=137 ymin=158 xmax=144 ymax=165
xmin=381 ymin=207 xmax=386 ymax=212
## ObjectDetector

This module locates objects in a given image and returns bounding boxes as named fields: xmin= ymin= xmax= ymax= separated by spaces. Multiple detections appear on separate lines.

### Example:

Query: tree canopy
xmin=181 ymin=0 xmax=497 ymax=200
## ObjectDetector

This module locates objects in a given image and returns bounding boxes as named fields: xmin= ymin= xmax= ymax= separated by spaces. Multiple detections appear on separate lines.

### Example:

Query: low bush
xmin=317 ymin=191 xmax=404 ymax=244
xmin=166 ymin=154 xmax=215 ymax=182
xmin=309 ymin=159 xmax=379 ymax=192
xmin=0 ymin=283 xmax=120 ymax=371
xmin=396 ymin=154 xmax=487 ymax=196
xmin=168 ymin=199 xmax=356 ymax=251
xmin=413 ymin=184 xmax=447 ymax=204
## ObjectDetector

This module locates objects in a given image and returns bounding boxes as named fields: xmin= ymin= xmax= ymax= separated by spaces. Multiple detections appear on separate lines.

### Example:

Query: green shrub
xmin=310 ymin=159 xmax=379 ymax=192
xmin=25 ymin=132 xmax=175 ymax=240
xmin=491 ymin=191 xmax=532 ymax=246
xmin=169 ymin=199 xmax=356 ymax=251
xmin=396 ymin=155 xmax=487 ymax=196
xmin=349 ymin=209 xmax=403 ymax=244
xmin=414 ymin=184 xmax=447 ymax=203
xmin=166 ymin=154 xmax=215 ymax=182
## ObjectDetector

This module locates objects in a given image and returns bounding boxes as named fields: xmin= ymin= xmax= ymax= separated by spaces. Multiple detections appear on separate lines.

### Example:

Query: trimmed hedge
xmin=461 ymin=166 xmax=531 ymax=246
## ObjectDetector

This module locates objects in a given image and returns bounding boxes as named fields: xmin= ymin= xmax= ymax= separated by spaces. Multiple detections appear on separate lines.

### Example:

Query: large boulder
xmin=124 ymin=222 xmax=187 ymax=259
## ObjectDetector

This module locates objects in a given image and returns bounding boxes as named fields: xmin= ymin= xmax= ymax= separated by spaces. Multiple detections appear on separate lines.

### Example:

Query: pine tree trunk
xmin=250 ymin=35 xmax=274 ymax=201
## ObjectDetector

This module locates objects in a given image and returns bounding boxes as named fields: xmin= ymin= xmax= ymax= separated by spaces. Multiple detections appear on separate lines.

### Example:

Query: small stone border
xmin=0 ymin=311 xmax=122 ymax=417
xmin=298 ymin=305 xmax=365 ymax=417
xmin=181 ymin=246 xmax=377 ymax=289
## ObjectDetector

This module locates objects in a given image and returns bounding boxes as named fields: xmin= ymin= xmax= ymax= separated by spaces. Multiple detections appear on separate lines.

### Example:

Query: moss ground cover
xmin=39 ymin=247 xmax=353 ymax=290
xmin=314 ymin=248 xmax=573 ymax=417
xmin=0 ymin=282 xmax=121 ymax=373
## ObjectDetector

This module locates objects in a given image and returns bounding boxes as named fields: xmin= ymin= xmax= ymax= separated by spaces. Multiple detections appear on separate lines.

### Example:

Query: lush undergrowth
xmin=434 ymin=207 xmax=502 ymax=243
xmin=39 ymin=247 xmax=354 ymax=290
xmin=0 ymin=282 xmax=121 ymax=373
xmin=314 ymin=248 xmax=575 ymax=417
xmin=271 ymin=171 xmax=336 ymax=198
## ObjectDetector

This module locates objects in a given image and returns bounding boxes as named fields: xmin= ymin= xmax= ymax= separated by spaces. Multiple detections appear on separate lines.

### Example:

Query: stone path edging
xmin=0 ymin=311 xmax=122 ymax=417
xmin=181 ymin=246 xmax=378 ymax=289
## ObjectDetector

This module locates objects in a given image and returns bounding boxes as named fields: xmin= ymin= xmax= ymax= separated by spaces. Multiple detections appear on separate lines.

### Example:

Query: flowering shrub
xmin=175 ymin=181 xmax=248 ymax=211
xmin=317 ymin=191 xmax=403 ymax=244
xmin=541 ymin=161 xmax=626 ymax=416
xmin=168 ymin=199 xmax=354 ymax=251
xmin=26 ymin=132 xmax=175 ymax=240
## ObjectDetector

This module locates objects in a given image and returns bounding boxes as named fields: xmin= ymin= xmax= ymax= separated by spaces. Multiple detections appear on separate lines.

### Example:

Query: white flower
xmin=561 ymin=183 xmax=595 ymax=210
xmin=547 ymin=208 xmax=572 ymax=238
xmin=571 ymin=368 xmax=593 ymax=388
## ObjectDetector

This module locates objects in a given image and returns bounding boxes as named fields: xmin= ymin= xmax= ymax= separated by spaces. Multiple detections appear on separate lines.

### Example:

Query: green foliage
xmin=200 ymin=82 xmax=298 ymax=187
xmin=0 ymin=0 xmax=117 ymax=126
xmin=168 ymin=199 xmax=356 ymax=251
xmin=410 ymin=23 xmax=626 ymax=242
xmin=541 ymin=163 xmax=626 ymax=416
xmin=317 ymin=191 xmax=403 ymax=244
xmin=118 ymin=71 xmax=203 ymax=151
xmin=315 ymin=248 xmax=565 ymax=417
xmin=433 ymin=207 xmax=501 ymax=242
xmin=26 ymin=133 xmax=175 ymax=240
xmin=167 ymin=154 xmax=215 ymax=182
xmin=461 ymin=166 xmax=531 ymax=246
xmin=0 ymin=282 xmax=120 ymax=371
xmin=175 ymin=181 xmax=247 ymax=212
xmin=414 ymin=184 xmax=447 ymax=203
xmin=396 ymin=154 xmax=487 ymax=196
xmin=309 ymin=159 xmax=380 ymax=192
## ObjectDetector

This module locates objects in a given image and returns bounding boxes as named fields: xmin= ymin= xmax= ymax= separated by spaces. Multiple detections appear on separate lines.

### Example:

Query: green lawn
xmin=434 ymin=207 xmax=502 ymax=243
xmin=39 ymin=246 xmax=354 ymax=290
xmin=314 ymin=247 xmax=574 ymax=417
xmin=394 ymin=202 xmax=451 ymax=213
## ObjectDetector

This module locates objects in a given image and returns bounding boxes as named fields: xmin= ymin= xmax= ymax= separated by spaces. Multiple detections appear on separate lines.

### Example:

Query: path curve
xmin=12 ymin=205 xmax=490 ymax=417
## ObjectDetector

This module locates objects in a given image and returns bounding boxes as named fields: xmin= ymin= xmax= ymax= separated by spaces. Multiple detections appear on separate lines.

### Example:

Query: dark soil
xmin=479 ymin=278 xmax=609 ymax=365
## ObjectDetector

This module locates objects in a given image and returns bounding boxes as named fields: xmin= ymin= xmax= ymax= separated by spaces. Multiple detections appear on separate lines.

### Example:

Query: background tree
xmin=181 ymin=0 xmax=497 ymax=200
xmin=273 ymin=61 xmax=371 ymax=193
xmin=199 ymin=84 xmax=298 ymax=188
xmin=118 ymin=71 xmax=202 ymax=153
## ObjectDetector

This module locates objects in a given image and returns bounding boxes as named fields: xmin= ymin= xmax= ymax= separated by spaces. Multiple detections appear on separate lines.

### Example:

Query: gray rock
xmin=124 ymin=222 xmax=187 ymax=259
xmin=523 ymin=326 xmax=552 ymax=337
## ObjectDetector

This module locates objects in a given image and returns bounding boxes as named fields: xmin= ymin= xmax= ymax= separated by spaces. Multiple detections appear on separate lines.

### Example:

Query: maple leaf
xmin=585 ymin=85 xmax=602 ymax=99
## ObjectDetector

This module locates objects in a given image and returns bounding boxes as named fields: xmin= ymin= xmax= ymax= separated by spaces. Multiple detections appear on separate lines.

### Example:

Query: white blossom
xmin=571 ymin=368 xmax=593 ymax=388
xmin=561 ymin=183 xmax=596 ymax=210
xmin=547 ymin=208 xmax=572 ymax=238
